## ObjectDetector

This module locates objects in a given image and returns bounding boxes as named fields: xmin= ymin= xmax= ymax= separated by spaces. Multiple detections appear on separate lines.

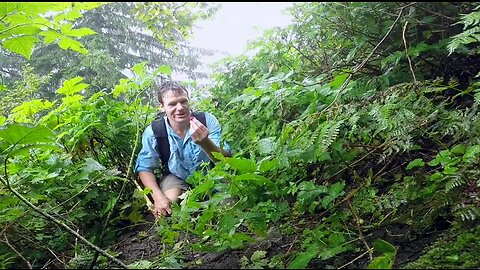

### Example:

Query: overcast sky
xmin=173 ymin=2 xmax=294 ymax=81
xmin=191 ymin=2 xmax=294 ymax=62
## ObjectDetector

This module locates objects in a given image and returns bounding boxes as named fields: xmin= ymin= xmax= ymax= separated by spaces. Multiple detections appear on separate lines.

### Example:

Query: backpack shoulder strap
xmin=151 ymin=111 xmax=208 ymax=173
xmin=151 ymin=112 xmax=170 ymax=173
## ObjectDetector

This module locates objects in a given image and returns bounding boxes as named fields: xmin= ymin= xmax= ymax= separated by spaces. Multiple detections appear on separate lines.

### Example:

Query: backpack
xmin=151 ymin=111 xmax=207 ymax=174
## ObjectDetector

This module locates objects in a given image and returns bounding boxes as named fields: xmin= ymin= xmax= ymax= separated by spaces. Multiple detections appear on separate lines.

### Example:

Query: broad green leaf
xmin=65 ymin=27 xmax=96 ymax=37
xmin=251 ymin=250 xmax=267 ymax=261
xmin=32 ymin=16 xmax=51 ymax=26
xmin=446 ymin=255 xmax=459 ymax=262
xmin=57 ymin=77 xmax=89 ymax=95
xmin=39 ymin=30 xmax=61 ymax=44
xmin=60 ymin=22 xmax=73 ymax=33
xmin=132 ymin=62 xmax=148 ymax=76
xmin=218 ymin=214 xmax=240 ymax=235
xmin=0 ymin=124 xmax=55 ymax=145
xmin=328 ymin=181 xmax=345 ymax=197
xmin=429 ymin=172 xmax=443 ymax=182
xmin=17 ymin=2 xmax=67 ymax=15
xmin=9 ymin=144 xmax=59 ymax=157
xmin=63 ymin=10 xmax=83 ymax=21
xmin=368 ymin=239 xmax=397 ymax=269
xmin=58 ymin=36 xmax=88 ymax=54
xmin=318 ymin=244 xmax=347 ymax=260
xmin=127 ymin=208 xmax=145 ymax=224
xmin=190 ymin=177 xmax=214 ymax=197
xmin=373 ymin=239 xmax=396 ymax=254
xmin=82 ymin=157 xmax=106 ymax=172
xmin=428 ymin=150 xmax=452 ymax=166
xmin=194 ymin=207 xmax=215 ymax=234
xmin=287 ymin=244 xmax=318 ymax=269
xmin=0 ymin=116 xmax=5 ymax=126
xmin=257 ymin=137 xmax=276 ymax=155
xmin=321 ymin=194 xmax=335 ymax=209
xmin=406 ymin=158 xmax=425 ymax=170
xmin=61 ymin=94 xmax=84 ymax=106
xmin=5 ymin=25 xmax=41 ymax=35
xmin=11 ymin=99 xmax=55 ymax=116
xmin=233 ymin=173 xmax=275 ymax=188
xmin=368 ymin=253 xmax=395 ymax=269
xmin=0 ymin=3 xmax=18 ymax=18
xmin=9 ymin=99 xmax=55 ymax=123
xmin=156 ymin=65 xmax=172 ymax=76
xmin=0 ymin=124 xmax=59 ymax=156
xmin=112 ymin=84 xmax=128 ymax=98
xmin=450 ymin=144 xmax=466 ymax=155
xmin=2 ymin=35 xmax=39 ymax=59
xmin=463 ymin=145 xmax=480 ymax=163
xmin=224 ymin=157 xmax=256 ymax=174
xmin=3 ymin=13 xmax=31 ymax=25
xmin=212 ymin=151 xmax=227 ymax=162
xmin=257 ymin=157 xmax=278 ymax=173
xmin=329 ymin=73 xmax=349 ymax=89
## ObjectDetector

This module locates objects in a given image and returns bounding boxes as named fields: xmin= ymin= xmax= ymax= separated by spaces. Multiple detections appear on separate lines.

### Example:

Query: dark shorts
xmin=158 ymin=174 xmax=190 ymax=192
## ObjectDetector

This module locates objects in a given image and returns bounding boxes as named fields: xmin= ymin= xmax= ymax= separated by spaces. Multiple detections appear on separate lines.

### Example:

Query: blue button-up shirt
xmin=135 ymin=112 xmax=230 ymax=180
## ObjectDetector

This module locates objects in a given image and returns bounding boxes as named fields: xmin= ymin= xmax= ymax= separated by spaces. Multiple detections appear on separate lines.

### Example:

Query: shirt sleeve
xmin=206 ymin=112 xmax=231 ymax=153
xmin=134 ymin=125 xmax=160 ymax=173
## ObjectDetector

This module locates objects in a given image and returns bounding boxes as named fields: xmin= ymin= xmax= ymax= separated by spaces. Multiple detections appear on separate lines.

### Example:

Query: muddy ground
xmin=111 ymin=211 xmax=449 ymax=269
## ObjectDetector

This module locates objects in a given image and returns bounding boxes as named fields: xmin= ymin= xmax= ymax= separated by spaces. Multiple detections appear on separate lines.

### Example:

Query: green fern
xmin=321 ymin=120 xmax=343 ymax=149
xmin=445 ymin=174 xmax=465 ymax=192
xmin=448 ymin=6 xmax=480 ymax=54
xmin=455 ymin=204 xmax=480 ymax=222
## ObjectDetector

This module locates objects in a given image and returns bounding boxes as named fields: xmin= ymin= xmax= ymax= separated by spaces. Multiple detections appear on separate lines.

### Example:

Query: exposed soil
xmin=111 ymin=211 xmax=450 ymax=269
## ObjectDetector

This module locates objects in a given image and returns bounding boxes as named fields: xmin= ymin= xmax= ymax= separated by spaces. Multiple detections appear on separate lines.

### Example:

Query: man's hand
xmin=152 ymin=196 xmax=172 ymax=218
xmin=189 ymin=116 xmax=209 ymax=144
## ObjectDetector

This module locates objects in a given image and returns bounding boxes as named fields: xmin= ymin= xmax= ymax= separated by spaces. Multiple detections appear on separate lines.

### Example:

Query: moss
xmin=402 ymin=225 xmax=480 ymax=269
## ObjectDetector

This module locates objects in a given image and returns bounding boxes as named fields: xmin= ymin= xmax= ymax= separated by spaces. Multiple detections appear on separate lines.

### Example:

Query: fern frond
xmin=322 ymin=120 xmax=343 ymax=149
xmin=460 ymin=7 xmax=480 ymax=28
xmin=445 ymin=174 xmax=465 ymax=192
xmin=448 ymin=7 xmax=480 ymax=54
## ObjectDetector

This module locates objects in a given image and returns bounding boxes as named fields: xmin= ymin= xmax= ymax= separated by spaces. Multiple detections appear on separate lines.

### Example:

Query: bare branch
xmin=403 ymin=21 xmax=417 ymax=83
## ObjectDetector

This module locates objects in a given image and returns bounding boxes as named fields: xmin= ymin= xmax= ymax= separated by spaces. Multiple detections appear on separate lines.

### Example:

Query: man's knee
xmin=164 ymin=188 xmax=184 ymax=203
xmin=158 ymin=174 xmax=189 ymax=203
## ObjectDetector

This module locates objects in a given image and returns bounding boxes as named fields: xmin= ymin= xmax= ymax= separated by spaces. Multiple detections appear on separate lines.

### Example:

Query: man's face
xmin=161 ymin=90 xmax=191 ymax=125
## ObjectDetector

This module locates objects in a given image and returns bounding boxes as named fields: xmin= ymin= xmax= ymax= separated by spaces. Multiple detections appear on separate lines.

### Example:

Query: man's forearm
xmin=138 ymin=171 xmax=167 ymax=202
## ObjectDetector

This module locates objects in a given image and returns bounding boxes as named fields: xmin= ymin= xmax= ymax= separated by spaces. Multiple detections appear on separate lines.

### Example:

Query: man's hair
xmin=157 ymin=80 xmax=189 ymax=104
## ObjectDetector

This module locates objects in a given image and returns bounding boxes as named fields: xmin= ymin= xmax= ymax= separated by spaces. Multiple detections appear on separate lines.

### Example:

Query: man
xmin=135 ymin=81 xmax=231 ymax=219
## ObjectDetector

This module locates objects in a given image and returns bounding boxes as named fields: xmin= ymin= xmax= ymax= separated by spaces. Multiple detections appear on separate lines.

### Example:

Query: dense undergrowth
xmin=1 ymin=2 xmax=480 ymax=269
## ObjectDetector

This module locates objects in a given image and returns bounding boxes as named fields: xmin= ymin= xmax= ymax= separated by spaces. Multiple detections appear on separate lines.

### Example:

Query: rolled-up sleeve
xmin=134 ymin=125 xmax=160 ymax=173
xmin=206 ymin=112 xmax=231 ymax=153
